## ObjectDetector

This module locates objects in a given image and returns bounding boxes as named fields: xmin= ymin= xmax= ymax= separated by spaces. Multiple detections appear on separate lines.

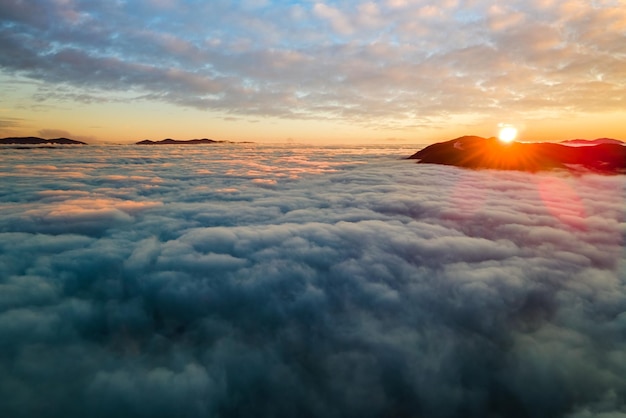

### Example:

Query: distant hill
xmin=136 ymin=138 xmax=226 ymax=145
xmin=561 ymin=138 xmax=624 ymax=146
xmin=0 ymin=137 xmax=87 ymax=145
xmin=409 ymin=136 xmax=626 ymax=174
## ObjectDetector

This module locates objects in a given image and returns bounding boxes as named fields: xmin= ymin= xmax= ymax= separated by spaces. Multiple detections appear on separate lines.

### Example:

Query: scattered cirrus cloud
xmin=0 ymin=144 xmax=625 ymax=417
xmin=0 ymin=117 xmax=25 ymax=137
xmin=0 ymin=0 xmax=625 ymax=128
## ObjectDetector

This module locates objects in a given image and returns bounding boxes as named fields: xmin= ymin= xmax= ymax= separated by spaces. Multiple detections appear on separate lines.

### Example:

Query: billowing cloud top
xmin=0 ymin=144 xmax=625 ymax=417
xmin=1 ymin=0 xmax=626 ymax=130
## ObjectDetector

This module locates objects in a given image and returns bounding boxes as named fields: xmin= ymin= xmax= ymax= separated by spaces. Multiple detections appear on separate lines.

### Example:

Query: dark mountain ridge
xmin=560 ymin=138 xmax=624 ymax=146
xmin=409 ymin=136 xmax=626 ymax=174
xmin=0 ymin=137 xmax=87 ymax=145
xmin=136 ymin=138 xmax=226 ymax=145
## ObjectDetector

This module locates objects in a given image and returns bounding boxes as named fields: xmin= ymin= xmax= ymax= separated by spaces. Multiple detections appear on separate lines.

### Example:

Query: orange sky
xmin=1 ymin=1 xmax=625 ymax=144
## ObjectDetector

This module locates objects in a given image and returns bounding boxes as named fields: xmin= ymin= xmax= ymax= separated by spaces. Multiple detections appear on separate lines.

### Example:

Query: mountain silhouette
xmin=409 ymin=136 xmax=626 ymax=173
xmin=136 ymin=138 xmax=224 ymax=145
xmin=560 ymin=138 xmax=624 ymax=146
xmin=0 ymin=137 xmax=87 ymax=145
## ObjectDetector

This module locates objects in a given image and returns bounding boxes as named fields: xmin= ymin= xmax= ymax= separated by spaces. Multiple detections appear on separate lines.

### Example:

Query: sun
xmin=498 ymin=125 xmax=518 ymax=144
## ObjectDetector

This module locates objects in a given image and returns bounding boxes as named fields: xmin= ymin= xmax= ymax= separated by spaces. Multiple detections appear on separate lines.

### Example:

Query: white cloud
xmin=313 ymin=2 xmax=354 ymax=35
xmin=0 ymin=144 xmax=625 ymax=416
xmin=1 ymin=0 xmax=625 ymax=127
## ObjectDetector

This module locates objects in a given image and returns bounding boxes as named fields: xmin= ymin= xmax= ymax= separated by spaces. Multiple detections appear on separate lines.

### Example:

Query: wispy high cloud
xmin=1 ymin=0 xmax=625 ymax=128
xmin=0 ymin=145 xmax=625 ymax=416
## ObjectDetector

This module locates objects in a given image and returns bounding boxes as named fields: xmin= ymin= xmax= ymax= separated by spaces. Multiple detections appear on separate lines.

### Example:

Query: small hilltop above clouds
xmin=0 ymin=137 xmax=87 ymax=145
xmin=0 ymin=137 xmax=244 ymax=146
xmin=136 ymin=138 xmax=228 ymax=145
xmin=409 ymin=136 xmax=626 ymax=174
xmin=560 ymin=138 xmax=625 ymax=146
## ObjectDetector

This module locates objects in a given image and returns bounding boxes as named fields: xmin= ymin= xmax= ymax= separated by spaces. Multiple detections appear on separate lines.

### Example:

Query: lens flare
xmin=498 ymin=125 xmax=518 ymax=143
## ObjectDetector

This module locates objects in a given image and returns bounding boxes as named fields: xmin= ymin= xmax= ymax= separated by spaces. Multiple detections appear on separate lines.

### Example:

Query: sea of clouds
xmin=0 ymin=144 xmax=625 ymax=417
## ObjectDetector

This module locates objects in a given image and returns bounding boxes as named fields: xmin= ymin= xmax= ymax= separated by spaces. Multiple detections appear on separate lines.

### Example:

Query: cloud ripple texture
xmin=0 ymin=144 xmax=625 ymax=418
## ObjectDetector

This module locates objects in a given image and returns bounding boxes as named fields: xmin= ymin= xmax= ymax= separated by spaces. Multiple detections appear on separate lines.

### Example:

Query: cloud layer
xmin=0 ymin=144 xmax=625 ymax=417
xmin=1 ymin=0 xmax=625 ymax=128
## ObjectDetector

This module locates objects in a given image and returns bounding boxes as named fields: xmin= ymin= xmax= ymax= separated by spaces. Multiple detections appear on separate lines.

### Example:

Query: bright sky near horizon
xmin=1 ymin=0 xmax=625 ymax=144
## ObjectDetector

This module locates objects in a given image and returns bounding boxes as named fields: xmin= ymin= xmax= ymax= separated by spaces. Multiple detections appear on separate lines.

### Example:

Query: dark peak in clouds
xmin=561 ymin=138 xmax=625 ymax=146
xmin=0 ymin=136 xmax=87 ymax=145
xmin=0 ymin=136 xmax=245 ymax=146
xmin=409 ymin=136 xmax=626 ymax=174
xmin=136 ymin=138 xmax=227 ymax=145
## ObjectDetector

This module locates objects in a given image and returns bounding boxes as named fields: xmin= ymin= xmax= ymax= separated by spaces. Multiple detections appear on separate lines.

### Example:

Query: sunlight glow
xmin=498 ymin=125 xmax=518 ymax=143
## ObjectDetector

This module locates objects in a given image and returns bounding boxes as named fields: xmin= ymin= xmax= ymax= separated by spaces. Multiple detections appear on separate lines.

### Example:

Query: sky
xmin=1 ymin=144 xmax=625 ymax=417
xmin=1 ymin=0 xmax=626 ymax=144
